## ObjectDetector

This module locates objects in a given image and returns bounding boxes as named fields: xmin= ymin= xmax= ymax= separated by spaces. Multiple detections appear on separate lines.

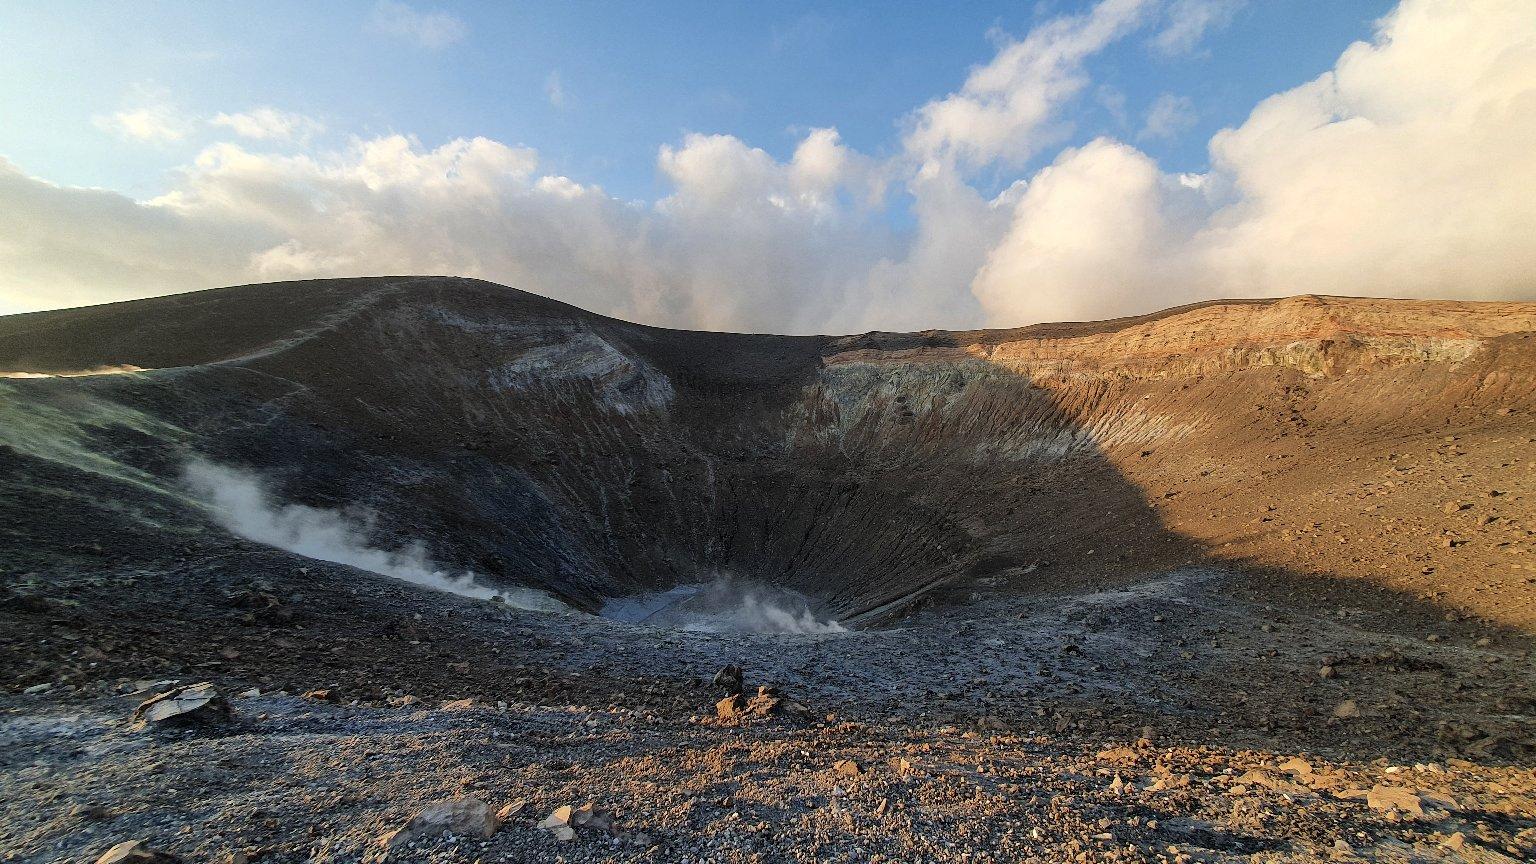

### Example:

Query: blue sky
xmin=1 ymin=1 xmax=1530 ymax=332
xmin=0 ymin=1 xmax=1390 ymax=201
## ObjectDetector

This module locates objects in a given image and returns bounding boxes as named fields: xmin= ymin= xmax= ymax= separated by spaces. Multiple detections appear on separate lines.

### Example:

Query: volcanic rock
xmin=378 ymin=798 xmax=499 ymax=849
xmin=711 ymin=664 xmax=744 ymax=695
xmin=130 ymin=683 xmax=229 ymax=730
xmin=1366 ymin=785 xmax=1424 ymax=819
xmin=833 ymin=759 xmax=863 ymax=778
xmin=95 ymin=841 xmax=181 ymax=863
xmin=716 ymin=693 xmax=745 ymax=720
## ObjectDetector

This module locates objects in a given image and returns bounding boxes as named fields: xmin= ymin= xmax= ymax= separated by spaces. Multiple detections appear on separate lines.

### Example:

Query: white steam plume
xmin=184 ymin=458 xmax=565 ymax=611
xmin=601 ymin=575 xmax=847 ymax=635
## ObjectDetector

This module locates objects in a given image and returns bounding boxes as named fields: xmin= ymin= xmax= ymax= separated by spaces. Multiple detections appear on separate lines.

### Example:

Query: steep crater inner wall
xmin=5 ymin=280 xmax=1535 ymax=625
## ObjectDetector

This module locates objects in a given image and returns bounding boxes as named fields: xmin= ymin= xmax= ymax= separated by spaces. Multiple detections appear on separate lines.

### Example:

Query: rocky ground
xmin=4 ymin=556 xmax=1535 ymax=863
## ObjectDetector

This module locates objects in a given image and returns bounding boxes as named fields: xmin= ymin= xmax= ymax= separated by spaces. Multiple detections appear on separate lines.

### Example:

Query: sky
xmin=0 ymin=0 xmax=1532 ymax=333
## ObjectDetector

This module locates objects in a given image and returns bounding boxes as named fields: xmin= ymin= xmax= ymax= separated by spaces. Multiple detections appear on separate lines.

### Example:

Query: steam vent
xmin=4 ymin=277 xmax=1536 ymax=861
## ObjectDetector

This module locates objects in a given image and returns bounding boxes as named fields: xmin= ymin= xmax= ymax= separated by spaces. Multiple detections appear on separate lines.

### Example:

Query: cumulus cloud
xmin=0 ymin=128 xmax=894 ymax=331
xmin=904 ymin=0 xmax=1153 ymax=169
xmin=975 ymin=0 xmax=1536 ymax=324
xmin=973 ymin=138 xmax=1203 ymax=324
xmin=368 ymin=0 xmax=467 ymax=50
xmin=1151 ymin=0 xmax=1245 ymax=57
xmin=4 ymin=0 xmax=1535 ymax=330
xmin=210 ymin=107 xmax=324 ymax=143
xmin=649 ymin=129 xmax=895 ymax=330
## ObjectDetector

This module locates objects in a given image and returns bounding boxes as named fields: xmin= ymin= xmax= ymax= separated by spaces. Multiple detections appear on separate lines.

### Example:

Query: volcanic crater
xmin=3 ymin=277 xmax=1536 ymax=863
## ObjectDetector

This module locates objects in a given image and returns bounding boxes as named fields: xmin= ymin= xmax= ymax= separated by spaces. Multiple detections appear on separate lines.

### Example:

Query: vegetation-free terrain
xmin=3 ymin=277 xmax=1534 ymax=863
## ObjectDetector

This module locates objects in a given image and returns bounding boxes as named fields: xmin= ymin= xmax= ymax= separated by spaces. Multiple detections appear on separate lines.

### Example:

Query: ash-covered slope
xmin=3 ymin=277 xmax=1535 ymax=625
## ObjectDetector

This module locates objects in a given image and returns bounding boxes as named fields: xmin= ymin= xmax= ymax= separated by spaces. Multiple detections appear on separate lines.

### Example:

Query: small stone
xmin=539 ymin=805 xmax=588 ymax=841
xmin=716 ymin=693 xmax=745 ymax=720
xmin=95 ymin=840 xmax=180 ymax=863
xmin=1332 ymin=699 xmax=1360 ymax=719
xmin=22 ymin=683 xmax=52 ymax=695
xmin=1366 ymin=785 xmax=1424 ymax=819
xmin=70 ymin=803 xmax=111 ymax=820
xmin=833 ymin=759 xmax=863 ymax=778
xmin=1279 ymin=757 xmax=1314 ymax=779
xmin=379 ymin=798 xmax=499 ymax=849
xmin=712 ymin=664 xmax=744 ymax=695
xmin=496 ymin=799 xmax=527 ymax=821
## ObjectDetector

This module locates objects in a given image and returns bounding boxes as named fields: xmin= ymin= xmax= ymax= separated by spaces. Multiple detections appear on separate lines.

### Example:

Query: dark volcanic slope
xmin=3 ymin=277 xmax=1536 ymax=627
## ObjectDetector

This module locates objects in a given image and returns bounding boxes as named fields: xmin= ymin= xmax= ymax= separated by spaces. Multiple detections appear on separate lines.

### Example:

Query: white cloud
xmin=368 ymin=0 xmax=467 ymax=50
xmin=904 ymin=0 xmax=1154 ymax=169
xmin=974 ymin=0 xmax=1536 ymax=324
xmin=0 ymin=129 xmax=890 ymax=332
xmin=545 ymin=71 xmax=566 ymax=108
xmin=91 ymin=86 xmax=192 ymax=144
xmin=1138 ymin=92 xmax=1196 ymax=140
xmin=5 ymin=0 xmax=1536 ymax=331
xmin=650 ymin=129 xmax=894 ymax=330
xmin=972 ymin=138 xmax=1203 ymax=324
xmin=210 ymin=108 xmax=324 ymax=143
xmin=1151 ymin=0 xmax=1245 ymax=57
